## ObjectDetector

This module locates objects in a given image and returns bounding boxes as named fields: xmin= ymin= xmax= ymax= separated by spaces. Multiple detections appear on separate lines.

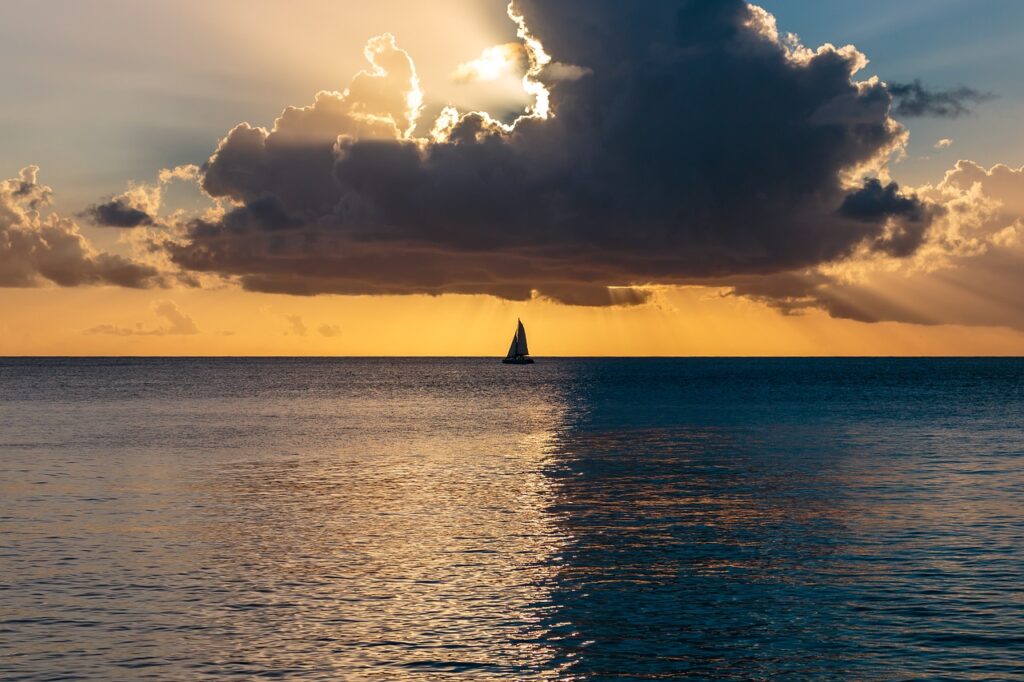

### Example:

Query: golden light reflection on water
xmin=179 ymin=378 xmax=572 ymax=677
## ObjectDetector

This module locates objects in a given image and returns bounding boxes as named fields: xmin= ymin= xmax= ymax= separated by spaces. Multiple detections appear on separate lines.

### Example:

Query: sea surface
xmin=1 ymin=358 xmax=1023 ymax=680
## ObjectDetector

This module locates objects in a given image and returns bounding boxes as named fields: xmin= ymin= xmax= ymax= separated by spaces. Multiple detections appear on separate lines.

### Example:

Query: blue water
xmin=1 ymin=358 xmax=1023 ymax=680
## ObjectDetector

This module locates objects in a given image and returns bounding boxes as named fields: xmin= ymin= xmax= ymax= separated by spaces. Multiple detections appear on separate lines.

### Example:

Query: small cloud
xmin=318 ymin=323 xmax=342 ymax=338
xmin=80 ymin=164 xmax=202 ymax=229
xmin=890 ymin=80 xmax=995 ymax=118
xmin=934 ymin=138 xmax=953 ymax=149
xmin=285 ymin=314 xmax=308 ymax=336
xmin=80 ymin=197 xmax=153 ymax=228
xmin=85 ymin=323 xmax=139 ymax=337
xmin=544 ymin=62 xmax=592 ymax=82
xmin=86 ymin=300 xmax=199 ymax=336
xmin=452 ymin=43 xmax=526 ymax=84
xmin=153 ymin=300 xmax=199 ymax=335
xmin=158 ymin=164 xmax=200 ymax=184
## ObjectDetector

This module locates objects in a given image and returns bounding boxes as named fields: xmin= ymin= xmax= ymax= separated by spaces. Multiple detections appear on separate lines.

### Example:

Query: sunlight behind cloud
xmin=452 ymin=43 xmax=525 ymax=84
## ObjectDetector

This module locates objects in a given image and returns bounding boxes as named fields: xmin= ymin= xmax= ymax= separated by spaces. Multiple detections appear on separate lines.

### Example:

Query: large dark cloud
xmin=889 ymin=80 xmax=995 ymax=119
xmin=0 ymin=167 xmax=160 ymax=288
xmin=169 ymin=1 xmax=932 ymax=305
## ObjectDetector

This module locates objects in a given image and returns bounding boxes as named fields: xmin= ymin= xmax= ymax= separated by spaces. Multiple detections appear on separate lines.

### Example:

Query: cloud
xmin=934 ymin=138 xmax=953 ymax=150
xmin=163 ymin=1 xmax=932 ymax=306
xmin=838 ymin=178 xmax=933 ymax=257
xmin=1 ymin=166 xmax=161 ymax=288
xmin=86 ymin=299 xmax=199 ymax=336
xmin=152 ymin=299 xmax=199 ymax=334
xmin=318 ymin=323 xmax=341 ymax=338
xmin=80 ymin=165 xmax=199 ymax=228
xmin=81 ymin=198 xmax=154 ymax=228
xmin=889 ymin=80 xmax=995 ymax=118
xmin=452 ymin=43 xmax=526 ymax=84
xmin=723 ymin=160 xmax=1024 ymax=330
xmin=285 ymin=314 xmax=308 ymax=336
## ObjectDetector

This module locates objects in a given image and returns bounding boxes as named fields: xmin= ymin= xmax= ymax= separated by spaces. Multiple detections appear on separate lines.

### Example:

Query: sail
xmin=506 ymin=332 xmax=519 ymax=358
xmin=516 ymin=320 xmax=529 ymax=356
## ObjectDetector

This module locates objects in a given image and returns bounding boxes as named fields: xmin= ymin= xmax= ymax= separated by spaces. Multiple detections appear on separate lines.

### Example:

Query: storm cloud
xmin=167 ymin=1 xmax=932 ymax=305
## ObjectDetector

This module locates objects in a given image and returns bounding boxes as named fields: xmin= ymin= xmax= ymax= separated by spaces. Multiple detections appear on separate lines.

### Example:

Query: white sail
xmin=516 ymin=320 xmax=529 ymax=356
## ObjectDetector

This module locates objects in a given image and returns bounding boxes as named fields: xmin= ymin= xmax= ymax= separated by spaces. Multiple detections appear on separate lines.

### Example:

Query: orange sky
xmin=2 ymin=286 xmax=1022 ymax=356
xmin=2 ymin=1 xmax=1024 ymax=356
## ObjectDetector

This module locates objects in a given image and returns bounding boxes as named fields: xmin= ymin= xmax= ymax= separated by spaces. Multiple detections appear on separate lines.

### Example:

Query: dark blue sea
xmin=2 ymin=358 xmax=1023 ymax=680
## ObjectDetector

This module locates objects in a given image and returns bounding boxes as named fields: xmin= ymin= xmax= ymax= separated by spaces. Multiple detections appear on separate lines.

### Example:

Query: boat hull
xmin=502 ymin=356 xmax=535 ymax=364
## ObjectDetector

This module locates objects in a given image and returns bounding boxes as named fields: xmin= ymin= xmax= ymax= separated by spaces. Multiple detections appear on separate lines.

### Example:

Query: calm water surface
xmin=1 ymin=358 xmax=1023 ymax=680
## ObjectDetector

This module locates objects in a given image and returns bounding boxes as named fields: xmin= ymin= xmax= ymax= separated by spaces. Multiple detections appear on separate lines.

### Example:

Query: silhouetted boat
xmin=502 ymin=319 xmax=534 ymax=364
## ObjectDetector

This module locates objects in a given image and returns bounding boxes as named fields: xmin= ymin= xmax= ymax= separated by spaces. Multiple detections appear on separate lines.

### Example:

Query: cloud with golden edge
xmin=728 ymin=160 xmax=1024 ymax=329
xmin=0 ymin=166 xmax=162 ymax=288
xmin=154 ymin=0 xmax=935 ymax=309
xmin=21 ymin=0 xmax=1006 ymax=325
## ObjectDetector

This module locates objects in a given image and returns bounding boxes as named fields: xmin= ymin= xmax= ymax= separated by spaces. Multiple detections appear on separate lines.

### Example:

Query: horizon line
xmin=2 ymin=355 xmax=1023 ymax=360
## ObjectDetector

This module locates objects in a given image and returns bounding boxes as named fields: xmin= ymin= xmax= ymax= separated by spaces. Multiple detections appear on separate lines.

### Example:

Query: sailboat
xmin=502 ymin=319 xmax=535 ymax=364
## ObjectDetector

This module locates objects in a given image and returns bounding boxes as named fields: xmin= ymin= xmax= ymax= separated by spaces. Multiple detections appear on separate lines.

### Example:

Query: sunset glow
xmin=1 ymin=0 xmax=1022 ymax=356
xmin=4 ymin=4 xmax=1024 ymax=678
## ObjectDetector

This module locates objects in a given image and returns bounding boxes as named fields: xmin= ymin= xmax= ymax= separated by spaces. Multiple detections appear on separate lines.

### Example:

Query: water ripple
xmin=1 ymin=358 xmax=1022 ymax=679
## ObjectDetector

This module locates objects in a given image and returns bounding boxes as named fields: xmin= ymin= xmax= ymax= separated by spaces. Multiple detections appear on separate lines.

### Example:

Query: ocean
xmin=1 ymin=358 xmax=1023 ymax=680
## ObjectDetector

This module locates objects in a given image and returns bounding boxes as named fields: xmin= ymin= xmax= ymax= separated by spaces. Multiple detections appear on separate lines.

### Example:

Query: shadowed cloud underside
xmin=165 ymin=0 xmax=928 ymax=306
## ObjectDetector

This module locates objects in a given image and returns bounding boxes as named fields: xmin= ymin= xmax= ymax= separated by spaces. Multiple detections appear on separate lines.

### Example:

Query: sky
xmin=2 ymin=0 xmax=1023 ymax=356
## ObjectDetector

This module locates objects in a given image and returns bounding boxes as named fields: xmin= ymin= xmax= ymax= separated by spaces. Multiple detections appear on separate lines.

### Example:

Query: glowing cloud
xmin=156 ymin=0 xmax=934 ymax=307
xmin=728 ymin=160 xmax=1024 ymax=329
xmin=0 ymin=167 xmax=161 ymax=288
xmin=452 ymin=43 xmax=526 ymax=84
